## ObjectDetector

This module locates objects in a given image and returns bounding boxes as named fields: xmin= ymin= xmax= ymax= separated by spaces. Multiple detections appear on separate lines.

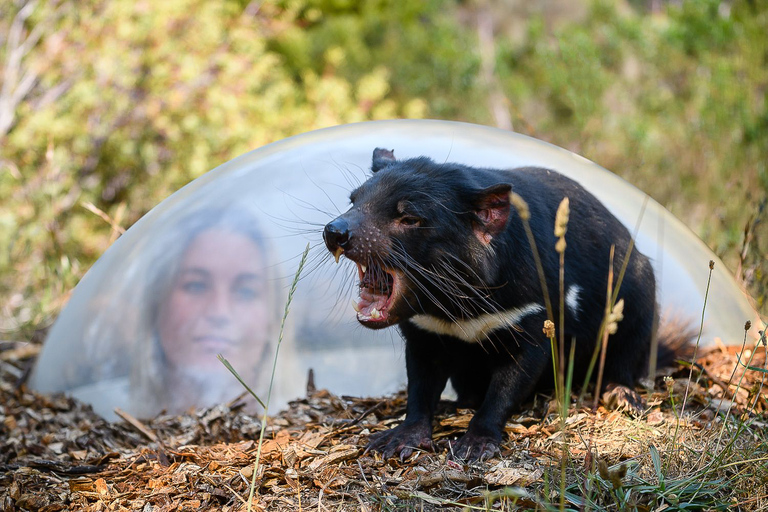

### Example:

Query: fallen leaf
xmin=485 ymin=467 xmax=543 ymax=486
xmin=307 ymin=445 xmax=359 ymax=471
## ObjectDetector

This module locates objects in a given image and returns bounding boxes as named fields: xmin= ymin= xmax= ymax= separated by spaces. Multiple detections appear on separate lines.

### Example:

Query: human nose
xmin=205 ymin=287 xmax=232 ymax=326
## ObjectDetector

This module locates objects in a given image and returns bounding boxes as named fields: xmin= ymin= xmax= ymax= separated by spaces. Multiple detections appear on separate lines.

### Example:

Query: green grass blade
xmin=650 ymin=445 xmax=663 ymax=483
xmin=217 ymin=355 xmax=266 ymax=409
xmin=218 ymin=242 xmax=310 ymax=511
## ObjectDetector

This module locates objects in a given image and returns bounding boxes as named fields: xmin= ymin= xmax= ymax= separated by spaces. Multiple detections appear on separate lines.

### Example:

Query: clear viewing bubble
xmin=30 ymin=120 xmax=762 ymax=420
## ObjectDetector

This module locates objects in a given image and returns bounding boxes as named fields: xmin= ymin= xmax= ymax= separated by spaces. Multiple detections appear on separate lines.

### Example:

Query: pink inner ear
xmin=473 ymin=184 xmax=511 ymax=244
xmin=477 ymin=208 xmax=500 ymax=224
xmin=475 ymin=200 xmax=510 ymax=243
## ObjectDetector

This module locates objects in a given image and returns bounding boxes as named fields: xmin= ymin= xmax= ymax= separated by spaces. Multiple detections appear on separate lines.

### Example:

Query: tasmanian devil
xmin=323 ymin=148 xmax=679 ymax=461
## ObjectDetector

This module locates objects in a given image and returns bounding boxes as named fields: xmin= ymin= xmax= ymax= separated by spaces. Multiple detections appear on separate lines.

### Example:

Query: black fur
xmin=324 ymin=149 xmax=659 ymax=460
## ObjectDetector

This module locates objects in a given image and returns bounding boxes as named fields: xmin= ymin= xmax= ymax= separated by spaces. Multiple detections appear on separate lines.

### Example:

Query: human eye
xmin=233 ymin=274 xmax=263 ymax=301
xmin=181 ymin=280 xmax=208 ymax=294
xmin=233 ymin=286 xmax=257 ymax=301
xmin=233 ymin=278 xmax=264 ymax=301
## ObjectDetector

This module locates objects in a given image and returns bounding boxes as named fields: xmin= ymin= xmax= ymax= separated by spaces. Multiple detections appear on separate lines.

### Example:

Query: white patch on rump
xmin=410 ymin=303 xmax=545 ymax=343
xmin=566 ymin=285 xmax=581 ymax=318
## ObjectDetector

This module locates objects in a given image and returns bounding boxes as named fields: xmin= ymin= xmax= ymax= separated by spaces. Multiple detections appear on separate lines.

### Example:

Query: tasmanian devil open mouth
xmin=352 ymin=261 xmax=399 ymax=326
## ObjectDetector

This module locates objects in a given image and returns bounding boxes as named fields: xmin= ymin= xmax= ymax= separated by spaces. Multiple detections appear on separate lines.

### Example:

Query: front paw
xmin=450 ymin=431 xmax=501 ymax=461
xmin=367 ymin=422 xmax=433 ymax=460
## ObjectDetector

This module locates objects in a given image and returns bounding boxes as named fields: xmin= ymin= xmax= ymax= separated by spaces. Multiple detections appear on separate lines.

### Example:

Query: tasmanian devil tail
xmin=655 ymin=316 xmax=699 ymax=369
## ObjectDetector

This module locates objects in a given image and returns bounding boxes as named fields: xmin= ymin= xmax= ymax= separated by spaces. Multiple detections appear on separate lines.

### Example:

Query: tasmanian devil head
xmin=323 ymin=148 xmax=512 ymax=328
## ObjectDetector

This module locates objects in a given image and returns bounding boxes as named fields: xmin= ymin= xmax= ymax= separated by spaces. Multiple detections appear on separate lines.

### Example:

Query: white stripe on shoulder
xmin=409 ymin=303 xmax=545 ymax=343
xmin=566 ymin=285 xmax=581 ymax=318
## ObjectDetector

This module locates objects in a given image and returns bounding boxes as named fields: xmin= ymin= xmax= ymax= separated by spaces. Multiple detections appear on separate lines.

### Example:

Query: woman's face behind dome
xmin=158 ymin=229 xmax=269 ymax=370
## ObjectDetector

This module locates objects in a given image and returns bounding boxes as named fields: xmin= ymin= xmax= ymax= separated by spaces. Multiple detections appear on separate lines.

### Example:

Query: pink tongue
xmin=358 ymin=289 xmax=389 ymax=318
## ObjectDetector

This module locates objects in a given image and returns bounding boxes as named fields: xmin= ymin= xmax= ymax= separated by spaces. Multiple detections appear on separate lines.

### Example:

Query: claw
xmin=367 ymin=422 xmax=433 ymax=460
xmin=450 ymin=433 xmax=501 ymax=461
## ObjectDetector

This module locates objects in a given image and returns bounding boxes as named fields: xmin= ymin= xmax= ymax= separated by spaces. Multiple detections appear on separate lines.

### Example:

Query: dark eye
xmin=398 ymin=216 xmax=421 ymax=227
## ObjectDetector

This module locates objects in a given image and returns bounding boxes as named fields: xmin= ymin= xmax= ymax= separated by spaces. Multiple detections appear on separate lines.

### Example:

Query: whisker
xmin=384 ymin=246 xmax=470 ymax=325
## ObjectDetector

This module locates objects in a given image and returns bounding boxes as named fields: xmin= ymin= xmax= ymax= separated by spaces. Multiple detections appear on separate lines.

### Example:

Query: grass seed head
xmin=605 ymin=298 xmax=625 ymax=335
xmin=543 ymin=319 xmax=555 ymax=338
xmin=509 ymin=192 xmax=530 ymax=220
xmin=554 ymin=197 xmax=570 ymax=238
xmin=598 ymin=459 xmax=609 ymax=480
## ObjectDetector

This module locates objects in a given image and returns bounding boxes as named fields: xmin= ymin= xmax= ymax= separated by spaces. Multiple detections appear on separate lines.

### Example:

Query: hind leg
xmin=600 ymin=295 xmax=655 ymax=414
xmin=601 ymin=383 xmax=644 ymax=413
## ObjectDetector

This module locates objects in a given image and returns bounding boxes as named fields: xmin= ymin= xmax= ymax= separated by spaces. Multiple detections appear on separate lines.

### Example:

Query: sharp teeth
xmin=352 ymin=301 xmax=361 ymax=313
xmin=370 ymin=307 xmax=381 ymax=320
xmin=333 ymin=247 xmax=343 ymax=263
xmin=361 ymin=264 xmax=367 ymax=273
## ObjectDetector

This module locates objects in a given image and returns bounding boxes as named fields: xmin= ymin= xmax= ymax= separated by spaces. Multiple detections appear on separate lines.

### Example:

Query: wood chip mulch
xmin=1 ymin=338 xmax=766 ymax=511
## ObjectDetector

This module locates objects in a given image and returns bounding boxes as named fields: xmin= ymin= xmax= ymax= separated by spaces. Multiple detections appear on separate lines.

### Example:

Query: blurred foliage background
xmin=1 ymin=0 xmax=766 ymax=341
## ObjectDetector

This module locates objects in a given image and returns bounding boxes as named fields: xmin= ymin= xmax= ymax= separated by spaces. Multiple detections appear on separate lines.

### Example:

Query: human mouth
xmin=193 ymin=336 xmax=236 ymax=347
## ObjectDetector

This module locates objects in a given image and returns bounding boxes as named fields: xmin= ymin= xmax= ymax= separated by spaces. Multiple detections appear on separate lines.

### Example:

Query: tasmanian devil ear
xmin=372 ymin=148 xmax=396 ymax=172
xmin=471 ymin=183 xmax=512 ymax=244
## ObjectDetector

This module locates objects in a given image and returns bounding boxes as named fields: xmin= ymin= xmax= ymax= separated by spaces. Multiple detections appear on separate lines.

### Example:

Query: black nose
xmin=323 ymin=218 xmax=350 ymax=251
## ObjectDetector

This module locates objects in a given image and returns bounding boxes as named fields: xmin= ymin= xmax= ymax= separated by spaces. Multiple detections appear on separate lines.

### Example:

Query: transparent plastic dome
xmin=30 ymin=120 xmax=762 ymax=420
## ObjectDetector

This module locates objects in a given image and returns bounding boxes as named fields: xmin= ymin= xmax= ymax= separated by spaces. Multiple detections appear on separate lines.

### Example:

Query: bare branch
xmin=0 ymin=0 xmax=41 ymax=136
